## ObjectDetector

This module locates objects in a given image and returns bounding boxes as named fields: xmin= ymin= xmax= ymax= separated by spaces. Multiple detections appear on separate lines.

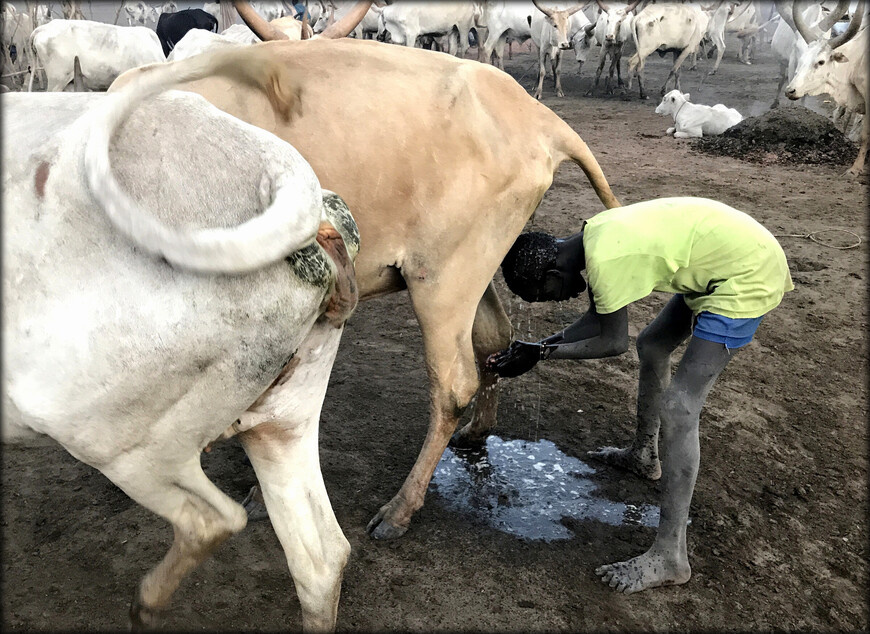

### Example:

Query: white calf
xmin=655 ymin=89 xmax=743 ymax=138
xmin=3 ymin=48 xmax=360 ymax=630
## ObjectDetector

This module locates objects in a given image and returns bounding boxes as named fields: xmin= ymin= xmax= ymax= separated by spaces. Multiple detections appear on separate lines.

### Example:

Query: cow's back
xmin=159 ymin=39 xmax=574 ymax=296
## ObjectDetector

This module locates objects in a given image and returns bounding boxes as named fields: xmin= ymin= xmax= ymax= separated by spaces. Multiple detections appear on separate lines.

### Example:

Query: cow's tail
xmin=558 ymin=125 xmax=621 ymax=209
xmin=83 ymin=45 xmax=318 ymax=275
xmin=26 ymin=28 xmax=38 ymax=92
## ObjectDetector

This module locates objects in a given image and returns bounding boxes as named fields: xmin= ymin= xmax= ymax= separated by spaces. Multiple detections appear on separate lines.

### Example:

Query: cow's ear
xmin=684 ymin=93 xmax=690 ymax=101
xmin=832 ymin=51 xmax=848 ymax=63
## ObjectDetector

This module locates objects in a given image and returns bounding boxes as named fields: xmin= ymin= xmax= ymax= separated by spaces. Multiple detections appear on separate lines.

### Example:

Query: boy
xmin=486 ymin=197 xmax=793 ymax=593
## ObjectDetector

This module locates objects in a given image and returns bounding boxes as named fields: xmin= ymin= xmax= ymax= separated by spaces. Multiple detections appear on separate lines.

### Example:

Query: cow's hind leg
xmin=238 ymin=321 xmax=350 ymax=632
xmin=366 ymin=273 xmax=483 ymax=539
xmin=98 ymin=455 xmax=247 ymax=628
xmin=451 ymin=282 xmax=513 ymax=448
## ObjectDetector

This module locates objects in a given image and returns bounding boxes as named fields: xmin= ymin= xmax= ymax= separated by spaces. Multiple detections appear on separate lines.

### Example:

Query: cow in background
xmin=528 ymin=1 xmax=589 ymax=99
xmin=586 ymin=0 xmax=640 ymax=97
xmin=785 ymin=0 xmax=867 ymax=175
xmin=28 ymin=19 xmax=164 ymax=91
xmin=626 ymin=1 xmax=709 ymax=99
xmin=156 ymin=8 xmax=218 ymax=56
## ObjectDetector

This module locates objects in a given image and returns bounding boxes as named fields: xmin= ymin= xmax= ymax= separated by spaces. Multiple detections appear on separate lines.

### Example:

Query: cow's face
xmin=656 ymin=90 xmax=687 ymax=115
xmin=785 ymin=40 xmax=847 ymax=100
xmin=601 ymin=7 xmax=630 ymax=42
xmin=541 ymin=10 xmax=577 ymax=50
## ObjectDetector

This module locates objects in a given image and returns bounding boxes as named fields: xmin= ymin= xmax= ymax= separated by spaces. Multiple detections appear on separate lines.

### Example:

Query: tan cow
xmin=113 ymin=3 xmax=620 ymax=541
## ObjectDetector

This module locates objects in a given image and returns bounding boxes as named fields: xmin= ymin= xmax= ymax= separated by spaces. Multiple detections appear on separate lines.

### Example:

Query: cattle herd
xmin=1 ymin=0 xmax=867 ymax=631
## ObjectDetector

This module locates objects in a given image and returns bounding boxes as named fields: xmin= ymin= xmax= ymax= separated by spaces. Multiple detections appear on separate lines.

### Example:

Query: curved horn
xmin=317 ymin=0 xmax=371 ymax=38
xmin=624 ymin=0 xmax=641 ymax=13
xmin=791 ymin=0 xmax=816 ymax=43
xmin=233 ymin=1 xmax=289 ymax=40
xmin=829 ymin=0 xmax=865 ymax=48
xmin=584 ymin=22 xmax=596 ymax=34
xmin=300 ymin=9 xmax=310 ymax=39
xmin=774 ymin=0 xmax=797 ymax=33
xmin=532 ymin=0 xmax=554 ymax=18
xmin=596 ymin=0 xmax=610 ymax=13
xmin=816 ymin=0 xmax=850 ymax=33
xmin=567 ymin=4 xmax=585 ymax=17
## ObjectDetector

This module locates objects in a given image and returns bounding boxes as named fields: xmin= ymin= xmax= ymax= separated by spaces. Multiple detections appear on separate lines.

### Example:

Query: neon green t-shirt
xmin=582 ymin=197 xmax=794 ymax=318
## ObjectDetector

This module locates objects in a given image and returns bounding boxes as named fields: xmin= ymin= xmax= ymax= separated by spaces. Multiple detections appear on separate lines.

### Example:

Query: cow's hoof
xmin=129 ymin=593 xmax=161 ymax=631
xmin=584 ymin=90 xmax=594 ymax=97
xmin=366 ymin=512 xmax=409 ymax=540
xmin=242 ymin=485 xmax=270 ymax=522
xmin=707 ymin=70 xmax=717 ymax=76
xmin=448 ymin=426 xmax=487 ymax=449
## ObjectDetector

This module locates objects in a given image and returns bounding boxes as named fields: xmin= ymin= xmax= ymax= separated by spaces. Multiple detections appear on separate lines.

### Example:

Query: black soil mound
xmin=693 ymin=107 xmax=858 ymax=166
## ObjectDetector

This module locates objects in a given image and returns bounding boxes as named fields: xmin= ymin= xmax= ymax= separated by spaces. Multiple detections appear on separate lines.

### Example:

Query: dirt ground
xmin=2 ymin=37 xmax=868 ymax=632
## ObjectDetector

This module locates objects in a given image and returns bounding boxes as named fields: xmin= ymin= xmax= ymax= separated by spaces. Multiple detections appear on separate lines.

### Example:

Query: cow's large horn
xmin=774 ymin=0 xmax=798 ymax=34
xmin=233 ymin=1 xmax=289 ymax=40
xmin=584 ymin=22 xmax=596 ymax=34
xmin=624 ymin=0 xmax=641 ymax=13
xmin=317 ymin=0 xmax=371 ymax=38
xmin=596 ymin=0 xmax=610 ymax=13
xmin=829 ymin=0 xmax=865 ymax=48
xmin=532 ymin=0 xmax=555 ymax=18
xmin=791 ymin=0 xmax=816 ymax=43
xmin=301 ymin=10 xmax=310 ymax=39
xmin=816 ymin=0 xmax=850 ymax=33
xmin=567 ymin=4 xmax=585 ymax=17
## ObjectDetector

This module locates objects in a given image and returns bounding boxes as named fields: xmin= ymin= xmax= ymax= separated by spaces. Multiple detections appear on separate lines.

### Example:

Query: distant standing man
xmin=487 ymin=197 xmax=794 ymax=594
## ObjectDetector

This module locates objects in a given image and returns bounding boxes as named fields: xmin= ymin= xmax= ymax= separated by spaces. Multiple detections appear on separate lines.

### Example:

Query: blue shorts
xmin=692 ymin=311 xmax=763 ymax=349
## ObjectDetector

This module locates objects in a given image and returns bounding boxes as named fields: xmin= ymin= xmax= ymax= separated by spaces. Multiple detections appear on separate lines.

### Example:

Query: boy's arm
xmin=544 ymin=291 xmax=629 ymax=359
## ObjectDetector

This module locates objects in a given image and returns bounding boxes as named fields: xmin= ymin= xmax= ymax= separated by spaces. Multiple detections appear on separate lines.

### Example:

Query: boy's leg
xmin=589 ymin=294 xmax=693 ymax=479
xmin=596 ymin=336 xmax=734 ymax=593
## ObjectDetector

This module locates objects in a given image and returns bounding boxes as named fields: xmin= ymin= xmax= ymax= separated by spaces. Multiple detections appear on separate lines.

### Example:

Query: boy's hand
xmin=486 ymin=340 xmax=543 ymax=378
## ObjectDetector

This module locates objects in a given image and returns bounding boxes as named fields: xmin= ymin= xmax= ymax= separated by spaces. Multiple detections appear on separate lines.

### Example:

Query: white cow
xmin=586 ymin=0 xmax=639 ymax=96
xmin=1 ymin=5 xmax=34 ymax=91
xmin=626 ymin=1 xmax=710 ymax=100
xmin=655 ymin=89 xmax=743 ymax=137
xmin=378 ymin=1 xmax=480 ymax=57
xmin=529 ymin=1 xmax=588 ymax=99
xmin=785 ymin=0 xmax=867 ymax=175
xmin=477 ymin=1 xmax=536 ymax=69
xmin=3 ymin=48 xmax=360 ymax=630
xmin=770 ymin=0 xmax=845 ymax=108
xmin=28 ymin=20 xmax=164 ymax=92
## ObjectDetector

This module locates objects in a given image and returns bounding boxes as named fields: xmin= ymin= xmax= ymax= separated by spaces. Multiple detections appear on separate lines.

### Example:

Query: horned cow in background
xmin=784 ymin=0 xmax=867 ymax=176
xmin=626 ymin=1 xmax=710 ymax=100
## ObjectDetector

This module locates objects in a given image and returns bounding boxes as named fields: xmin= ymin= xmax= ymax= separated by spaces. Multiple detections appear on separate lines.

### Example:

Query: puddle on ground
xmin=431 ymin=435 xmax=661 ymax=542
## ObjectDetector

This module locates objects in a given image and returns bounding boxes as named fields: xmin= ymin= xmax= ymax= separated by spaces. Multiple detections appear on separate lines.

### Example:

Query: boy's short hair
xmin=501 ymin=232 xmax=558 ymax=301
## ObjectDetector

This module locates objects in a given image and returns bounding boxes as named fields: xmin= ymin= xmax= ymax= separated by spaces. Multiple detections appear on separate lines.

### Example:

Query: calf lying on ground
xmin=655 ymin=89 xmax=743 ymax=138
xmin=3 ymin=48 xmax=359 ymax=631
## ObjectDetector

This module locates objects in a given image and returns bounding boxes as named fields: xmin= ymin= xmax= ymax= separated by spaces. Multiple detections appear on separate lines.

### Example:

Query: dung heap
xmin=694 ymin=107 xmax=858 ymax=167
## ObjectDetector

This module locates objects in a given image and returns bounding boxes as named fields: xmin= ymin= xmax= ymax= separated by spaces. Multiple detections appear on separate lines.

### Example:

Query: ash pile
xmin=694 ymin=107 xmax=858 ymax=167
